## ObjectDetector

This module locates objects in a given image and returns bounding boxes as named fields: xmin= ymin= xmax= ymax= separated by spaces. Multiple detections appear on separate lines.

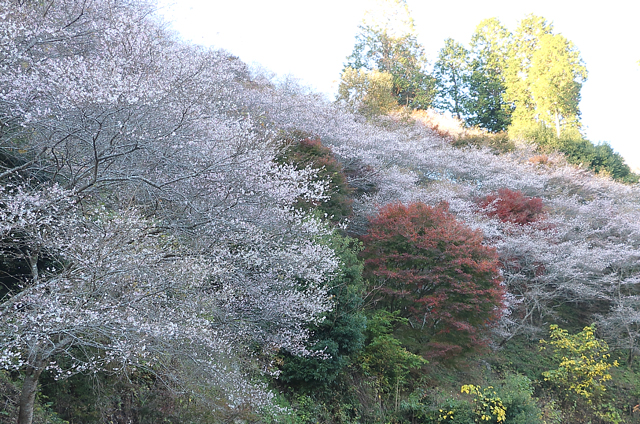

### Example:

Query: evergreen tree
xmin=529 ymin=33 xmax=587 ymax=137
xmin=433 ymin=38 xmax=470 ymax=120
xmin=280 ymin=233 xmax=366 ymax=387
xmin=505 ymin=15 xmax=587 ymax=138
xmin=466 ymin=18 xmax=513 ymax=132
xmin=504 ymin=15 xmax=555 ymax=135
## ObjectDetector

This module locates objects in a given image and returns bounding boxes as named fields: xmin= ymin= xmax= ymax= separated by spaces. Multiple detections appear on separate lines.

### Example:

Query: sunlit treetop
xmin=361 ymin=0 xmax=415 ymax=38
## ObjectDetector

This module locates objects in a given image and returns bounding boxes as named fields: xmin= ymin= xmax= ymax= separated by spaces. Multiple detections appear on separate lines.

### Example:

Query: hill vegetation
xmin=1 ymin=0 xmax=639 ymax=423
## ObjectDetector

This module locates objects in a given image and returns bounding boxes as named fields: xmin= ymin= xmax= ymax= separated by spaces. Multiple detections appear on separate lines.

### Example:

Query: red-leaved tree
xmin=361 ymin=202 xmax=504 ymax=359
xmin=478 ymin=188 xmax=545 ymax=225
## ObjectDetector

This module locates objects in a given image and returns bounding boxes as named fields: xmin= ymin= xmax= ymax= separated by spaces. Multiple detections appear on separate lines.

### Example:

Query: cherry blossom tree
xmin=1 ymin=186 xmax=220 ymax=422
xmin=0 ymin=0 xmax=339 ymax=421
xmin=245 ymin=78 xmax=640 ymax=350
xmin=5 ymin=0 xmax=639 ymax=419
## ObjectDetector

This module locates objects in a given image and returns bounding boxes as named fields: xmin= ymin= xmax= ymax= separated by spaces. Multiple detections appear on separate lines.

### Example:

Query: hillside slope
xmin=1 ymin=0 xmax=639 ymax=422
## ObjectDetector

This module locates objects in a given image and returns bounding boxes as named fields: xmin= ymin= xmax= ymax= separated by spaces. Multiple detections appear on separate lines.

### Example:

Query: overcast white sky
xmin=157 ymin=0 xmax=640 ymax=170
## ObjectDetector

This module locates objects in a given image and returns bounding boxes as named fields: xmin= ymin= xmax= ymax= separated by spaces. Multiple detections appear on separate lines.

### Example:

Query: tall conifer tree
xmin=505 ymin=14 xmax=587 ymax=138
xmin=433 ymin=38 xmax=470 ymax=120
xmin=466 ymin=18 xmax=513 ymax=132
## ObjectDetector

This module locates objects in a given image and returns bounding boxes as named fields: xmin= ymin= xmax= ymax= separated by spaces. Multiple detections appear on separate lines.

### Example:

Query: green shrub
xmin=358 ymin=310 xmax=427 ymax=394
xmin=279 ymin=233 xmax=366 ymax=388
xmin=337 ymin=67 xmax=397 ymax=117
xmin=460 ymin=384 xmax=506 ymax=423
xmin=393 ymin=388 xmax=475 ymax=424
xmin=510 ymin=123 xmax=638 ymax=183
xmin=452 ymin=131 xmax=515 ymax=154
xmin=493 ymin=373 xmax=545 ymax=424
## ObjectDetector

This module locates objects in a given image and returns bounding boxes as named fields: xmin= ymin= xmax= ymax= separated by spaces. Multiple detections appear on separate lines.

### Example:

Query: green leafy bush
xmin=511 ymin=123 xmax=638 ymax=183
xmin=358 ymin=310 xmax=427 ymax=394
xmin=396 ymin=389 xmax=475 ymax=424
xmin=492 ymin=373 xmax=545 ymax=424
xmin=452 ymin=131 xmax=515 ymax=154
xmin=337 ymin=67 xmax=397 ymax=117
xmin=280 ymin=233 xmax=366 ymax=387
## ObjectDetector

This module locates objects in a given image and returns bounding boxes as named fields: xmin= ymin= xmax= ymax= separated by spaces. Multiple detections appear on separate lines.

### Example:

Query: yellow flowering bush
xmin=540 ymin=324 xmax=621 ymax=423
xmin=460 ymin=384 xmax=506 ymax=423
xmin=540 ymin=325 xmax=616 ymax=401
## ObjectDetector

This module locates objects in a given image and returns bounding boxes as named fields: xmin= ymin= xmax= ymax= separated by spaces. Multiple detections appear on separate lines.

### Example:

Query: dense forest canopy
xmin=1 ymin=0 xmax=640 ymax=423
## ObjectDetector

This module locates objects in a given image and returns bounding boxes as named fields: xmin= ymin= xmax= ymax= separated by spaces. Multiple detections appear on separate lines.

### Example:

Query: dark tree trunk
xmin=17 ymin=365 xmax=43 ymax=424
